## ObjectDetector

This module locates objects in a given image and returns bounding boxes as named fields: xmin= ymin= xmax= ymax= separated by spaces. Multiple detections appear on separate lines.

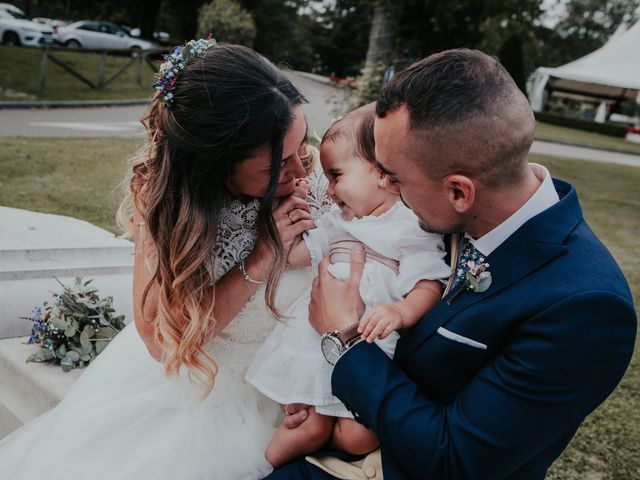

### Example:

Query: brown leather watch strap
xmin=337 ymin=323 xmax=361 ymax=346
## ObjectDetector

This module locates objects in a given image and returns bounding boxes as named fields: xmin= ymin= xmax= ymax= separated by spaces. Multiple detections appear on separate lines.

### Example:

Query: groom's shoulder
xmin=535 ymin=178 xmax=631 ymax=299
xmin=553 ymin=215 xmax=631 ymax=301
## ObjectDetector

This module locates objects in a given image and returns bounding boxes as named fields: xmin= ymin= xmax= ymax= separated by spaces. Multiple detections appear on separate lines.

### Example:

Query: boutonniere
xmin=447 ymin=250 xmax=492 ymax=304
xmin=464 ymin=259 xmax=492 ymax=293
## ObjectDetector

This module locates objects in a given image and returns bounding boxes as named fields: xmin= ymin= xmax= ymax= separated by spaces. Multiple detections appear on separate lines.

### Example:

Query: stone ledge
xmin=0 ymin=336 xmax=82 ymax=439
xmin=0 ymin=207 xmax=134 ymax=339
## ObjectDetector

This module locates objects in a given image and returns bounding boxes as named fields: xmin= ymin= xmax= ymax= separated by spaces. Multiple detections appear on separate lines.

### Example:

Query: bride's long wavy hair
xmin=118 ymin=44 xmax=306 ymax=395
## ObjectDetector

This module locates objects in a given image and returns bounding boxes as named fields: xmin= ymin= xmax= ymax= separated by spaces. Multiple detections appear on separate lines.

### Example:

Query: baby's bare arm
xmin=287 ymin=237 xmax=312 ymax=266
xmin=397 ymin=279 xmax=443 ymax=327
xmin=358 ymin=279 xmax=442 ymax=342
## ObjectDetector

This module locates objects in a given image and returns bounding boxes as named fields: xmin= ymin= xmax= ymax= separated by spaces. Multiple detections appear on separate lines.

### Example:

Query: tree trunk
xmin=355 ymin=0 xmax=396 ymax=106
xmin=364 ymin=0 xmax=394 ymax=72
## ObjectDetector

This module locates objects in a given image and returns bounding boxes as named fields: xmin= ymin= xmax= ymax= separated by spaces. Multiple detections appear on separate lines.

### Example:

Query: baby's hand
xmin=358 ymin=304 xmax=405 ymax=343
xmin=292 ymin=178 xmax=311 ymax=200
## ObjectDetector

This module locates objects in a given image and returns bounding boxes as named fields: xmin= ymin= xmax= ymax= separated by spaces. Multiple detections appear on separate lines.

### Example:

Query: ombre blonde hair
xmin=118 ymin=44 xmax=306 ymax=396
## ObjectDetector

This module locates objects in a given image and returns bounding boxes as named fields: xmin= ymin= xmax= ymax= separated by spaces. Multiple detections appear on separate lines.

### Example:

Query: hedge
xmin=534 ymin=111 xmax=628 ymax=138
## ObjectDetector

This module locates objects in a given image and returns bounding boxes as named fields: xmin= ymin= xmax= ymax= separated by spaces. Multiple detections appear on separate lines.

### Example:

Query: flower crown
xmin=153 ymin=36 xmax=217 ymax=106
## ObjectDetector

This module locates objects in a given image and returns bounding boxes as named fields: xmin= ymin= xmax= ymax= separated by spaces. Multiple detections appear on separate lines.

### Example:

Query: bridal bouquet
xmin=23 ymin=277 xmax=126 ymax=372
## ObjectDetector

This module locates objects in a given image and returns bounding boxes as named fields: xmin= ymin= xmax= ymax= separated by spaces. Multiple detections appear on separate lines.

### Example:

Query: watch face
xmin=321 ymin=334 xmax=342 ymax=366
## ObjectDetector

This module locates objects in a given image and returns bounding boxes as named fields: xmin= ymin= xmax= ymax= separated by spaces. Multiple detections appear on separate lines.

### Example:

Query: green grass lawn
xmin=536 ymin=121 xmax=640 ymax=156
xmin=0 ymin=45 xmax=158 ymax=101
xmin=0 ymin=137 xmax=638 ymax=479
xmin=0 ymin=137 xmax=143 ymax=231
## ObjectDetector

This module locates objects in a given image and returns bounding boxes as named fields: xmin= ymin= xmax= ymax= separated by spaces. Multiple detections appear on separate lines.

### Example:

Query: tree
xmin=197 ymin=0 xmax=256 ymax=46
xmin=307 ymin=0 xmax=372 ymax=77
xmin=350 ymin=0 xmax=544 ymax=105
xmin=533 ymin=0 xmax=640 ymax=69
xmin=238 ymin=0 xmax=315 ymax=70
xmin=355 ymin=0 xmax=397 ymax=106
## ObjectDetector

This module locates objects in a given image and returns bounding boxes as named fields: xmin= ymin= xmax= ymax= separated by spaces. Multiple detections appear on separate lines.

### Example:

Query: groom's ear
xmin=444 ymin=174 xmax=475 ymax=213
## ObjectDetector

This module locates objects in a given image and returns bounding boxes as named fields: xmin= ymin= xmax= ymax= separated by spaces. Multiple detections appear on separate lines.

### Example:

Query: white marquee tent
xmin=528 ymin=19 xmax=640 ymax=120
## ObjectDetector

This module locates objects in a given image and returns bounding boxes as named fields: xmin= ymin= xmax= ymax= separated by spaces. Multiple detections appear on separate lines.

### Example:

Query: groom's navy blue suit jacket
xmin=267 ymin=179 xmax=636 ymax=480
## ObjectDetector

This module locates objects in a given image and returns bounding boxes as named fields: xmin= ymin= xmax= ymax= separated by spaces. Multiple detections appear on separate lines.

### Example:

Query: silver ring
xmin=287 ymin=212 xmax=294 ymax=223
xmin=284 ymin=405 xmax=290 ymax=415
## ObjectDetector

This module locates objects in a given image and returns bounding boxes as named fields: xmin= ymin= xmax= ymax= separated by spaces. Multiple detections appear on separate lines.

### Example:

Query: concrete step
xmin=0 ymin=207 xmax=134 ymax=339
xmin=0 ymin=336 xmax=82 ymax=440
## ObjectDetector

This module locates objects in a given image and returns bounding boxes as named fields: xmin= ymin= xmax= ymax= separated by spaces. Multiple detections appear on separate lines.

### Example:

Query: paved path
xmin=0 ymin=71 xmax=347 ymax=138
xmin=530 ymin=140 xmax=640 ymax=168
xmin=0 ymin=106 xmax=146 ymax=137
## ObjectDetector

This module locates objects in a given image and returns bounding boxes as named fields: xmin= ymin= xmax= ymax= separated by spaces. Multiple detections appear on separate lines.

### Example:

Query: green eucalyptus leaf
xmin=78 ymin=344 xmax=92 ymax=356
xmin=80 ymin=325 xmax=94 ymax=348
xmin=95 ymin=340 xmax=109 ymax=355
xmin=96 ymin=327 xmax=114 ymax=338
xmin=66 ymin=350 xmax=80 ymax=362
xmin=35 ymin=349 xmax=56 ymax=362
xmin=49 ymin=316 xmax=67 ymax=331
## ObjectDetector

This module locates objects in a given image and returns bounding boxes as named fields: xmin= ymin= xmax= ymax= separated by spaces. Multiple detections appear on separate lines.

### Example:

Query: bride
xmin=0 ymin=40 xmax=333 ymax=479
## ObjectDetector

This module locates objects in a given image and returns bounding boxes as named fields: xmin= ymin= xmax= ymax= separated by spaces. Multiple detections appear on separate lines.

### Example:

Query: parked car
xmin=54 ymin=21 xmax=158 ymax=50
xmin=32 ymin=17 xmax=69 ymax=29
xmin=0 ymin=3 xmax=54 ymax=47
xmin=120 ymin=24 xmax=170 ymax=43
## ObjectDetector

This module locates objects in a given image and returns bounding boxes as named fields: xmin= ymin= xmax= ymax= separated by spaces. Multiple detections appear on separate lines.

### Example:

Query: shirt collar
xmin=467 ymin=164 xmax=559 ymax=256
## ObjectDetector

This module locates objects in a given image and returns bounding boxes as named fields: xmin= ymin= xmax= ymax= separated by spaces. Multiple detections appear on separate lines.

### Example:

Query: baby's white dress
xmin=246 ymin=201 xmax=451 ymax=418
xmin=0 ymin=165 xmax=333 ymax=479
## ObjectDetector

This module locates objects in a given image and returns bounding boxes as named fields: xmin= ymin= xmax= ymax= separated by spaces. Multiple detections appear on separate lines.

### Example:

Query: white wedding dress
xmin=0 ymin=167 xmax=333 ymax=480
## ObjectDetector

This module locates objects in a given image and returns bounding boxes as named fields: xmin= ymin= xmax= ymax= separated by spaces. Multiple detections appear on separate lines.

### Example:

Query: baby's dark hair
xmin=321 ymin=102 xmax=376 ymax=165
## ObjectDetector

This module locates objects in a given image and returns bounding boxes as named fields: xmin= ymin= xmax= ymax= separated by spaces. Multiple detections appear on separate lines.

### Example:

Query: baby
xmin=246 ymin=103 xmax=451 ymax=467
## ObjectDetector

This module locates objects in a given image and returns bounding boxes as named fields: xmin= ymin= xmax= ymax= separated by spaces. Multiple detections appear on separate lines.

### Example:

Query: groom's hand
xmin=309 ymin=246 xmax=366 ymax=334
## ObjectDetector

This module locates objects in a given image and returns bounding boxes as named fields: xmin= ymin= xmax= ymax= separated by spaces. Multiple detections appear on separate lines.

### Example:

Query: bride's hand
xmin=245 ymin=179 xmax=314 ymax=275
xmin=273 ymin=189 xmax=315 ymax=253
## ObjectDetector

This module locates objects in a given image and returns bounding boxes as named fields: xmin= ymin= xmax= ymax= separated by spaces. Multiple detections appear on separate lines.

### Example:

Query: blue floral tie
xmin=454 ymin=238 xmax=486 ymax=288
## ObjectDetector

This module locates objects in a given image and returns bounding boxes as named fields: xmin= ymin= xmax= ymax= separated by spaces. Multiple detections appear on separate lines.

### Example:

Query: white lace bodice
xmin=211 ymin=161 xmax=335 ymax=282
xmin=208 ymin=162 xmax=334 ymax=371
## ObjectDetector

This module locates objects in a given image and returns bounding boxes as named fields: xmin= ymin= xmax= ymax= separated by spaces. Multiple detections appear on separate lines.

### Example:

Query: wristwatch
xmin=321 ymin=323 xmax=363 ymax=366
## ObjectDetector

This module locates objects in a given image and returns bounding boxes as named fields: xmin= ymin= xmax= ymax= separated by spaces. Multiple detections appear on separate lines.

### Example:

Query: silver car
xmin=54 ymin=20 xmax=157 ymax=50
xmin=0 ymin=3 xmax=54 ymax=47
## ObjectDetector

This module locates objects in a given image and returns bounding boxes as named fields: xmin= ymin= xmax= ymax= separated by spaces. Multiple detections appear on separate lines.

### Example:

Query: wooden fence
xmin=37 ymin=46 xmax=170 ymax=90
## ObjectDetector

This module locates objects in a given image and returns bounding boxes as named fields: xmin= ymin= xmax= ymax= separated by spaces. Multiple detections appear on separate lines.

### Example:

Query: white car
xmin=54 ymin=21 xmax=158 ymax=50
xmin=32 ymin=17 xmax=69 ymax=29
xmin=0 ymin=3 xmax=54 ymax=47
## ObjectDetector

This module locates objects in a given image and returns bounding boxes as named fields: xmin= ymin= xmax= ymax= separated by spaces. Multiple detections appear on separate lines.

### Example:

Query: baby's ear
xmin=378 ymin=173 xmax=401 ymax=194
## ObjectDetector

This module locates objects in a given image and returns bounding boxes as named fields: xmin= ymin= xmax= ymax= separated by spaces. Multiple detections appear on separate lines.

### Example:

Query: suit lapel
xmin=395 ymin=179 xmax=581 ymax=365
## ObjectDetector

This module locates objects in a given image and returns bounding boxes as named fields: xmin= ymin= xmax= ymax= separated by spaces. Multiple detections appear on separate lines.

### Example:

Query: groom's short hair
xmin=377 ymin=49 xmax=535 ymax=188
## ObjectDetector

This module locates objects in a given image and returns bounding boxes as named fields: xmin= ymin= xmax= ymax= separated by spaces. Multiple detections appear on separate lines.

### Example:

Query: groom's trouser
xmin=266 ymin=460 xmax=333 ymax=479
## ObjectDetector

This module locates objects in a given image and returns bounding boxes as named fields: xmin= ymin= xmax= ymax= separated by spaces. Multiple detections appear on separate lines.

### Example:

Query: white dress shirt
xmin=468 ymin=163 xmax=559 ymax=256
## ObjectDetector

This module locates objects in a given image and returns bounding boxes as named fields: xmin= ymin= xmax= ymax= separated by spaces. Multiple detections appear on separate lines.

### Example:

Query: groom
xmin=267 ymin=49 xmax=637 ymax=479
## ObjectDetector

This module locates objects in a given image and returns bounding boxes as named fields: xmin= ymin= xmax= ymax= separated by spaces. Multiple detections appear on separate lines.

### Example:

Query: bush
xmin=535 ymin=111 xmax=628 ymax=138
xmin=197 ymin=0 xmax=256 ymax=47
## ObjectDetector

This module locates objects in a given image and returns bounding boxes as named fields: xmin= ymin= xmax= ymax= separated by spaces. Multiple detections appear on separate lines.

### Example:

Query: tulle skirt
xmin=0 ymin=322 xmax=280 ymax=480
